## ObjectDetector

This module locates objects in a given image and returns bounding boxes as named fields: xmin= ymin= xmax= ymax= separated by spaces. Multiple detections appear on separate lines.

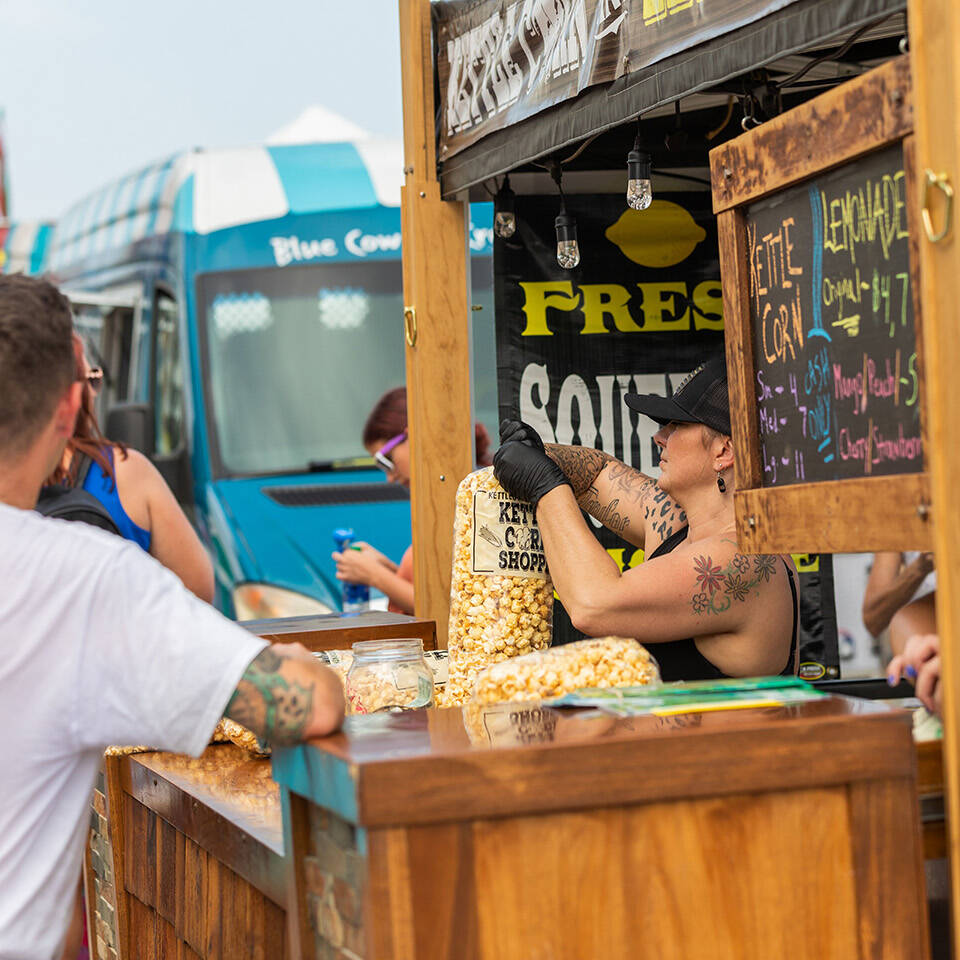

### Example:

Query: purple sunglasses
xmin=374 ymin=431 xmax=407 ymax=472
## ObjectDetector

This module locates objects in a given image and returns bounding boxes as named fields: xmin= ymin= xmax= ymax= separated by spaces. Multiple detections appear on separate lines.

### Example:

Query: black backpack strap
xmin=73 ymin=451 xmax=94 ymax=488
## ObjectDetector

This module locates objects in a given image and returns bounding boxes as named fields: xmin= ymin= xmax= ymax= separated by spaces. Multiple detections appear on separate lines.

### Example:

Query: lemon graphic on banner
xmin=605 ymin=200 xmax=706 ymax=268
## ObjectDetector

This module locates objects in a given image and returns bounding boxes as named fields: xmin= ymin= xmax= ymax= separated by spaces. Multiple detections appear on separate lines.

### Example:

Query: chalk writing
xmin=746 ymin=143 xmax=922 ymax=486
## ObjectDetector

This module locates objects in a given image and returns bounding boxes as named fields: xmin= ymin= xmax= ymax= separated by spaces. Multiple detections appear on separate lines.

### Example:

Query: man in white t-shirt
xmin=0 ymin=275 xmax=345 ymax=959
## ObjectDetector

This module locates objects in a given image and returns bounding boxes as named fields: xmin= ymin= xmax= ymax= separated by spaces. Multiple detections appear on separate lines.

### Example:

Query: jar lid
xmin=351 ymin=638 xmax=425 ymax=662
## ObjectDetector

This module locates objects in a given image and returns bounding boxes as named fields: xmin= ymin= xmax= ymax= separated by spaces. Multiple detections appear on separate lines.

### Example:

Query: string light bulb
xmin=493 ymin=175 xmax=517 ymax=239
xmin=626 ymin=120 xmax=653 ymax=210
xmin=555 ymin=204 xmax=579 ymax=269
xmin=548 ymin=161 xmax=579 ymax=269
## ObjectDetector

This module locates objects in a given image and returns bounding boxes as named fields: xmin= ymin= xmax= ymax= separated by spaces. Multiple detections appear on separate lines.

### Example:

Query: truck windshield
xmin=197 ymin=260 xmax=494 ymax=476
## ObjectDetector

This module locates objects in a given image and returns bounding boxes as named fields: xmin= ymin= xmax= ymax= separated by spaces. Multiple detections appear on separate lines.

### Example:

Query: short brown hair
xmin=0 ymin=275 xmax=76 ymax=455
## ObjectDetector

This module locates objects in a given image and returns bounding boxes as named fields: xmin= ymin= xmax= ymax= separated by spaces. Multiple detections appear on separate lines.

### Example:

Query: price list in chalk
xmin=746 ymin=143 xmax=922 ymax=488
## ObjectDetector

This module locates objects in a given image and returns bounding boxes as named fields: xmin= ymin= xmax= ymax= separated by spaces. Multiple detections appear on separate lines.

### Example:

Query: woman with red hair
xmin=333 ymin=386 xmax=491 ymax=614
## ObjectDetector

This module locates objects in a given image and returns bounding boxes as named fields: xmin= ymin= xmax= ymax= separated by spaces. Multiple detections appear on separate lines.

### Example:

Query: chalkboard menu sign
xmin=711 ymin=56 xmax=932 ymax=554
xmin=746 ymin=143 xmax=922 ymax=488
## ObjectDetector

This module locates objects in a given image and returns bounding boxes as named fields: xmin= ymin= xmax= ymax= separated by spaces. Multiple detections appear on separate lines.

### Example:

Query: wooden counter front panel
xmin=121 ymin=796 xmax=285 ymax=960
xmin=366 ymin=780 xmax=927 ymax=960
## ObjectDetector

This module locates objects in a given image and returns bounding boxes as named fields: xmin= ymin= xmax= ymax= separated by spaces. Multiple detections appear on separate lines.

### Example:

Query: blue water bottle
xmin=333 ymin=528 xmax=370 ymax=614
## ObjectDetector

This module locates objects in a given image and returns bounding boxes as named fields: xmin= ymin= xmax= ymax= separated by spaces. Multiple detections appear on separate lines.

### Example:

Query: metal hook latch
xmin=740 ymin=96 xmax=761 ymax=132
xmin=403 ymin=306 xmax=418 ymax=347
xmin=922 ymin=169 xmax=954 ymax=244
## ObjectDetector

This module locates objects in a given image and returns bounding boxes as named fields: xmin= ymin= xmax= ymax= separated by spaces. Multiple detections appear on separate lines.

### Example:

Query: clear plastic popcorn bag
xmin=471 ymin=636 xmax=660 ymax=707
xmin=463 ymin=637 xmax=660 ymax=744
xmin=443 ymin=467 xmax=554 ymax=706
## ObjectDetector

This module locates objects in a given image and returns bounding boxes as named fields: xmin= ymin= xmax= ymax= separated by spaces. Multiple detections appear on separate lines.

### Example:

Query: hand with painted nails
xmin=886 ymin=633 xmax=942 ymax=716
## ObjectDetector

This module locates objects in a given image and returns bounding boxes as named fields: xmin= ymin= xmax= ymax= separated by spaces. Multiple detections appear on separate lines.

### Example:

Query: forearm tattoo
xmin=689 ymin=550 xmax=778 ymax=616
xmin=225 ymin=648 xmax=314 ymax=746
xmin=544 ymin=444 xmax=612 ymax=497
xmin=605 ymin=461 xmax=656 ymax=504
xmin=580 ymin=483 xmax=630 ymax=534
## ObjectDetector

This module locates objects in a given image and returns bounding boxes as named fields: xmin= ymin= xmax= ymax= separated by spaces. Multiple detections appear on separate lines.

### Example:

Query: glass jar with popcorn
xmin=345 ymin=639 xmax=435 ymax=715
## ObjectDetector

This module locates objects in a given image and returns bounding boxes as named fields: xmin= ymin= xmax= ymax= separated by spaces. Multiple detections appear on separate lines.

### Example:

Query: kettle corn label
xmin=471 ymin=489 xmax=548 ymax=580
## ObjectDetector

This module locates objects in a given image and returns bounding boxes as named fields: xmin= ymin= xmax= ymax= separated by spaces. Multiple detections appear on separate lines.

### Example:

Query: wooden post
xmin=398 ymin=0 xmax=474 ymax=646
xmin=907 ymin=1 xmax=960 ymax=952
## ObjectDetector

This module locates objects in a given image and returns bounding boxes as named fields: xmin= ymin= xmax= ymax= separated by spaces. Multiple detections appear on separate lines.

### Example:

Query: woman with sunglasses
xmin=45 ymin=335 xmax=214 ymax=602
xmin=333 ymin=387 xmax=492 ymax=614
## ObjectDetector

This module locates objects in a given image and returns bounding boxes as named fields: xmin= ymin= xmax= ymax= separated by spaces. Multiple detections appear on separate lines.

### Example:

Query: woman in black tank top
xmin=645 ymin=528 xmax=799 ymax=681
xmin=494 ymin=355 xmax=799 ymax=681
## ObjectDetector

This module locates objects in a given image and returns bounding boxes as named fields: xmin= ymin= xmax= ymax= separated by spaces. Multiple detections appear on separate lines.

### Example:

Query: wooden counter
xmin=273 ymin=696 xmax=930 ymax=960
xmin=87 ymin=746 xmax=286 ymax=960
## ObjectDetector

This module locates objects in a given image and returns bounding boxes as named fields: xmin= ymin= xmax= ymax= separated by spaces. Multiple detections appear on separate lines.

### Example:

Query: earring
xmin=716 ymin=471 xmax=726 ymax=493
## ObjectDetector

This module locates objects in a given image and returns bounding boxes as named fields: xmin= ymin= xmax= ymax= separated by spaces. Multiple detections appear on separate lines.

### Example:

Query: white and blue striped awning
xmin=1 ymin=221 xmax=53 ymax=275
xmin=48 ymin=139 xmax=404 ymax=273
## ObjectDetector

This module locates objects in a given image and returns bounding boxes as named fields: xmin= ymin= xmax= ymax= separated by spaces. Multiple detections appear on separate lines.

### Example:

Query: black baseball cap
xmin=624 ymin=355 xmax=731 ymax=435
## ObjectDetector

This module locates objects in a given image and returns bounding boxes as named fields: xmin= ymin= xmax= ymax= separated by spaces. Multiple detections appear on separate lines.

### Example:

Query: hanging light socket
xmin=555 ymin=205 xmax=580 ymax=269
xmin=626 ymin=148 xmax=653 ymax=210
xmin=494 ymin=175 xmax=517 ymax=239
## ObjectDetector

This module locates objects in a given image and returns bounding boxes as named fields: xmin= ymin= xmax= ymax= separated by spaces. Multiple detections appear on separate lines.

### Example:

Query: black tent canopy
xmin=433 ymin=0 xmax=907 ymax=197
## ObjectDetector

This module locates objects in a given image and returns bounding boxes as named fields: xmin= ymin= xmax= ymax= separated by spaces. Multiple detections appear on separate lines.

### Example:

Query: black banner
xmin=494 ymin=191 xmax=839 ymax=677
xmin=435 ymin=0 xmax=805 ymax=160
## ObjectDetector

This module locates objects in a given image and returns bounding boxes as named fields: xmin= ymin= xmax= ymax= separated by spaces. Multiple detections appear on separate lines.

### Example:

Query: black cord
xmin=774 ymin=13 xmax=894 ymax=89
xmin=547 ymin=160 xmax=564 ymax=197
xmin=780 ymin=77 xmax=856 ymax=90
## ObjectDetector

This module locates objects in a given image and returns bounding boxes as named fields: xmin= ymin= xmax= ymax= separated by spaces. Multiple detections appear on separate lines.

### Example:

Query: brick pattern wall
xmin=304 ymin=805 xmax=366 ymax=960
xmin=88 ymin=772 xmax=120 ymax=960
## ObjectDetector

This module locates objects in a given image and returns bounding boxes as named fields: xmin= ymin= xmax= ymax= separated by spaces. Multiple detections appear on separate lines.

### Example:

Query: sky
xmin=0 ymin=0 xmax=404 ymax=221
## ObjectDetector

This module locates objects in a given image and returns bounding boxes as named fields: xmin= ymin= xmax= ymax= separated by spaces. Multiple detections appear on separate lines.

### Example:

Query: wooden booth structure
xmin=397 ymin=0 xmax=959 ymax=955
xmin=81 ymin=2 xmax=960 ymax=958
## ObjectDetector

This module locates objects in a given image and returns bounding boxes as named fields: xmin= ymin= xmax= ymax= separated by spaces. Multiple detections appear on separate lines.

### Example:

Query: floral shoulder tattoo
xmin=689 ymin=549 xmax=779 ymax=616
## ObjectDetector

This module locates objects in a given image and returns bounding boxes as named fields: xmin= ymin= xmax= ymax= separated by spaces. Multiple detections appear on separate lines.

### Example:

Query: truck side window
xmin=155 ymin=293 xmax=185 ymax=455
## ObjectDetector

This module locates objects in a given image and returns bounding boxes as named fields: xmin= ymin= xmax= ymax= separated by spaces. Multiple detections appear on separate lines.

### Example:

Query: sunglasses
xmin=86 ymin=367 xmax=104 ymax=396
xmin=374 ymin=431 xmax=407 ymax=472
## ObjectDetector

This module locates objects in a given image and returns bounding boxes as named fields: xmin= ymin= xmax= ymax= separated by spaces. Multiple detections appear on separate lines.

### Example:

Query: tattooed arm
xmin=543 ymin=445 xmax=686 ymax=548
xmin=532 ymin=494 xmax=793 ymax=672
xmin=225 ymin=643 xmax=344 ymax=745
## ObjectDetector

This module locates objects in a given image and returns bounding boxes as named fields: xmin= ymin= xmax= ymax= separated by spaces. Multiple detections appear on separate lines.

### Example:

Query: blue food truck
xmin=45 ymin=141 xmax=495 ymax=617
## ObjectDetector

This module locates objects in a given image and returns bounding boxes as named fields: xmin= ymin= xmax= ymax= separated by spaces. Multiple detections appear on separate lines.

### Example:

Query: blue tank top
xmin=82 ymin=448 xmax=151 ymax=551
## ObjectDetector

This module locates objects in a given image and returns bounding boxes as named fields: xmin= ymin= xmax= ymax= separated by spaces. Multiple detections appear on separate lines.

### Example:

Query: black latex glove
xmin=493 ymin=439 xmax=570 ymax=510
xmin=499 ymin=419 xmax=545 ymax=452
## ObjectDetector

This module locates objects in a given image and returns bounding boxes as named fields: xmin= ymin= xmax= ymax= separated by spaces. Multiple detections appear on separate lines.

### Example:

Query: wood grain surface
xmin=902 ymin=134 xmax=930 ymax=466
xmin=711 ymin=56 xmax=913 ymax=212
xmin=280 ymin=789 xmax=315 ymax=960
xmin=848 ymin=778 xmax=931 ymax=960
xmin=242 ymin=610 xmax=438 ymax=651
xmin=400 ymin=0 xmax=475 ymax=648
xmin=122 ymin=747 xmax=286 ymax=906
xmin=470 ymin=790 xmax=859 ymax=960
xmin=719 ymin=208 xmax=763 ymax=491
xmin=908 ymin=0 xmax=960 ymax=948
xmin=122 ymin=796 xmax=285 ymax=960
xmin=732 ymin=473 xmax=934 ymax=554
xmin=104 ymin=757 xmax=130 ymax=959
xmin=360 ymin=777 xmax=928 ymax=960
xmin=274 ymin=699 xmax=918 ymax=829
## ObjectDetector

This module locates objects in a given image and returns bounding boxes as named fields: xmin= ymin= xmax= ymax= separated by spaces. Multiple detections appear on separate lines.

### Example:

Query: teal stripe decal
xmin=267 ymin=143 xmax=376 ymax=214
